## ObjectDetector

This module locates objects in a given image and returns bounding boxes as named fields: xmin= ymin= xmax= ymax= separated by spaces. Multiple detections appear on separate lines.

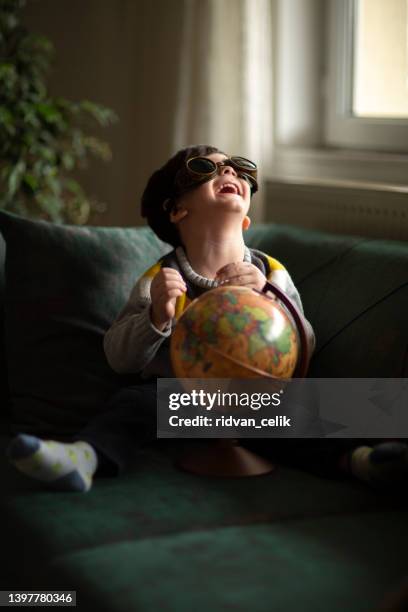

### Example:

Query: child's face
xmin=171 ymin=152 xmax=252 ymax=224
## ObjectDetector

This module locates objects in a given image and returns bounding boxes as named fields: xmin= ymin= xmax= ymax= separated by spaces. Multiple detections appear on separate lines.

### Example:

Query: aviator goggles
xmin=174 ymin=155 xmax=258 ymax=197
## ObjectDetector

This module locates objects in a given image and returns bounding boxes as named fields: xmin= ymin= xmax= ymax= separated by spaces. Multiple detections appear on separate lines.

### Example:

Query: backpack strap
xmin=157 ymin=250 xmax=196 ymax=320
xmin=249 ymin=248 xmax=286 ymax=278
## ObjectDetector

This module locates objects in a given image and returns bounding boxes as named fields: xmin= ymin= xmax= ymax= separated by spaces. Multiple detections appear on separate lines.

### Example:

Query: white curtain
xmin=172 ymin=0 xmax=274 ymax=222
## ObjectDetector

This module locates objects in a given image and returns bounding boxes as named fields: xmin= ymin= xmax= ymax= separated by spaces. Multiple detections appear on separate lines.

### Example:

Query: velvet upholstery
xmin=1 ymin=213 xmax=407 ymax=611
xmin=1 ymin=212 xmax=406 ymax=438
xmin=0 ymin=211 xmax=170 ymax=435
xmin=246 ymin=224 xmax=408 ymax=377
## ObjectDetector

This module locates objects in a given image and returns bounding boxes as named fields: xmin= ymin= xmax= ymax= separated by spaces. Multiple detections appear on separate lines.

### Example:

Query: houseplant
xmin=0 ymin=0 xmax=117 ymax=224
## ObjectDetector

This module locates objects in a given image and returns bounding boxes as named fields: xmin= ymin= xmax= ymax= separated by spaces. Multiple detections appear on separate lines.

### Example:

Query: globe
xmin=170 ymin=285 xmax=300 ymax=379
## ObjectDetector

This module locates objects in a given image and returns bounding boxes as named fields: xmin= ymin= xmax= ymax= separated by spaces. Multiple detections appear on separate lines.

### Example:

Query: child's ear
xmin=170 ymin=206 xmax=188 ymax=223
xmin=242 ymin=216 xmax=251 ymax=231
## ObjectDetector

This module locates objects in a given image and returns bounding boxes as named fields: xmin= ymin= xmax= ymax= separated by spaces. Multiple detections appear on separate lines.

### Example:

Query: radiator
xmin=265 ymin=178 xmax=408 ymax=242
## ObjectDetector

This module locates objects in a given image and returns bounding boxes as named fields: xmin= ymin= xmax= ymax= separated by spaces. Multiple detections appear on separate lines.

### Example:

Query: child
xmin=6 ymin=144 xmax=408 ymax=492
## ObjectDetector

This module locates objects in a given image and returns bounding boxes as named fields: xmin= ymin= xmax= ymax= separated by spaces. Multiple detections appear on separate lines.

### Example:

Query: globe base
xmin=176 ymin=439 xmax=275 ymax=477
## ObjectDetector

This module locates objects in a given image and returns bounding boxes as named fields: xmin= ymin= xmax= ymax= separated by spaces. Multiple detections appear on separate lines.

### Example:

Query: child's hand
xmin=150 ymin=268 xmax=187 ymax=331
xmin=216 ymin=262 xmax=266 ymax=292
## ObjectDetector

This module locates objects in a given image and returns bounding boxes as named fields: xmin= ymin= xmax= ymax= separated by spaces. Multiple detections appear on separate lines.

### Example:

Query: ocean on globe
xmin=170 ymin=285 xmax=300 ymax=379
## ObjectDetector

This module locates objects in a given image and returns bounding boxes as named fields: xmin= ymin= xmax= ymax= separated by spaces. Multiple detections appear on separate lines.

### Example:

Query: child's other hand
xmin=150 ymin=268 xmax=187 ymax=331
xmin=216 ymin=262 xmax=266 ymax=292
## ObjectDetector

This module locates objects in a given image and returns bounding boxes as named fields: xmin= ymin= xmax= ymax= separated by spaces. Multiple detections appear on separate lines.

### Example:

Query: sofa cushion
xmin=0 ymin=211 xmax=170 ymax=436
xmin=3 ymin=435 xmax=406 ymax=605
xmin=2 ymin=438 xmax=394 ymax=554
xmin=45 ymin=512 xmax=408 ymax=612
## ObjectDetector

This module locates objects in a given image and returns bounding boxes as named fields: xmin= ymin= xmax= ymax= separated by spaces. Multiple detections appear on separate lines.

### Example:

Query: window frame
xmin=325 ymin=0 xmax=408 ymax=153
xmin=271 ymin=0 xmax=408 ymax=187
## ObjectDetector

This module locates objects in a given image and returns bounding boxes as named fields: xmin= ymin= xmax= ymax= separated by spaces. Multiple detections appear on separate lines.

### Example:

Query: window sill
xmin=268 ymin=147 xmax=408 ymax=188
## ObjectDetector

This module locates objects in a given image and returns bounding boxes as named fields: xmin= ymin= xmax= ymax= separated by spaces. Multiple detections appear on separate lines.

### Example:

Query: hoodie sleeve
xmin=103 ymin=262 xmax=172 ymax=374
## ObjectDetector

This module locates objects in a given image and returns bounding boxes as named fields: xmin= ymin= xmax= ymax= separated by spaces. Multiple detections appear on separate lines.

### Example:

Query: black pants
xmin=72 ymin=382 xmax=383 ymax=479
xmin=72 ymin=381 xmax=158 ymax=475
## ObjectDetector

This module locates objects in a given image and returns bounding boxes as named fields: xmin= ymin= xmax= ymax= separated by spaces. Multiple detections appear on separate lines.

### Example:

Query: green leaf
xmin=61 ymin=152 xmax=75 ymax=171
xmin=7 ymin=160 xmax=26 ymax=198
xmin=64 ymin=178 xmax=84 ymax=197
xmin=36 ymin=102 xmax=62 ymax=124
xmin=36 ymin=191 xmax=64 ymax=218
xmin=79 ymin=100 xmax=118 ymax=126
xmin=23 ymin=173 xmax=38 ymax=192
xmin=64 ymin=195 xmax=91 ymax=225
xmin=83 ymin=136 xmax=112 ymax=161
xmin=0 ymin=64 xmax=17 ymax=87
xmin=43 ymin=174 xmax=61 ymax=195
xmin=0 ymin=106 xmax=15 ymax=135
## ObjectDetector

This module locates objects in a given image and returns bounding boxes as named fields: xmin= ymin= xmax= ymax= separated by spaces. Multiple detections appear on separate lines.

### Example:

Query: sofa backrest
xmin=245 ymin=223 xmax=408 ymax=378
xmin=0 ymin=211 xmax=171 ymax=436
xmin=0 ymin=233 xmax=10 ymax=421
xmin=0 ymin=212 xmax=406 ymax=435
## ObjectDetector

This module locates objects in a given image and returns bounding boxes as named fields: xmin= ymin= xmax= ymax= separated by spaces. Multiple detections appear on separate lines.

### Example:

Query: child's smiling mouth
xmin=216 ymin=181 xmax=241 ymax=196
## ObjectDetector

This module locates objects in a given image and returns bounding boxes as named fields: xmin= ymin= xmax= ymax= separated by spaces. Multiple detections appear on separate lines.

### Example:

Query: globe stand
xmin=171 ymin=281 xmax=313 ymax=479
xmin=176 ymin=438 xmax=275 ymax=477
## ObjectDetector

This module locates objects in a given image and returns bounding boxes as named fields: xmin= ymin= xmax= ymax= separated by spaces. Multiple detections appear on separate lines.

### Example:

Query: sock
xmin=350 ymin=442 xmax=408 ymax=489
xmin=6 ymin=434 xmax=98 ymax=493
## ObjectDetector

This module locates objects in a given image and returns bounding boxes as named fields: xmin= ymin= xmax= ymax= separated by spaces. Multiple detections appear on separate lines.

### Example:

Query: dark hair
xmin=141 ymin=144 xmax=223 ymax=247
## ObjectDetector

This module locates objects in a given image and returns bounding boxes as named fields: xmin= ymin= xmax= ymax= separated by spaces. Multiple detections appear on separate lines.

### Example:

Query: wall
xmin=24 ymin=0 xmax=184 ymax=227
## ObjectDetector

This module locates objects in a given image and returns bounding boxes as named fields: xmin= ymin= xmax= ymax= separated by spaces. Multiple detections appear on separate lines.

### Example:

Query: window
xmin=325 ymin=0 xmax=408 ymax=151
xmin=273 ymin=0 xmax=408 ymax=186
xmin=353 ymin=0 xmax=408 ymax=118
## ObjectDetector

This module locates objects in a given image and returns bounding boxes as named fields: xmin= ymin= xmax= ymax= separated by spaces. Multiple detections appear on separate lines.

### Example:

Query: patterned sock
xmin=6 ymin=434 xmax=98 ymax=493
xmin=350 ymin=442 xmax=408 ymax=488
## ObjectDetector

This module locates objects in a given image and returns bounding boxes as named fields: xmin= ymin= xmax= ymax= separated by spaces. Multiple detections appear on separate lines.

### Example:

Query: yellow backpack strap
xmin=157 ymin=250 xmax=197 ymax=321
xmin=265 ymin=254 xmax=285 ymax=273
xmin=143 ymin=262 xmax=162 ymax=279
xmin=264 ymin=255 xmax=288 ymax=286
xmin=141 ymin=257 xmax=191 ymax=322
xmin=174 ymin=292 xmax=187 ymax=320
xmin=249 ymin=248 xmax=286 ymax=277
xmin=137 ymin=261 xmax=163 ymax=298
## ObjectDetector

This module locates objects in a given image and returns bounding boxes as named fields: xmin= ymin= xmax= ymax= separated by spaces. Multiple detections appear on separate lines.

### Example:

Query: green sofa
xmin=1 ymin=210 xmax=407 ymax=612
